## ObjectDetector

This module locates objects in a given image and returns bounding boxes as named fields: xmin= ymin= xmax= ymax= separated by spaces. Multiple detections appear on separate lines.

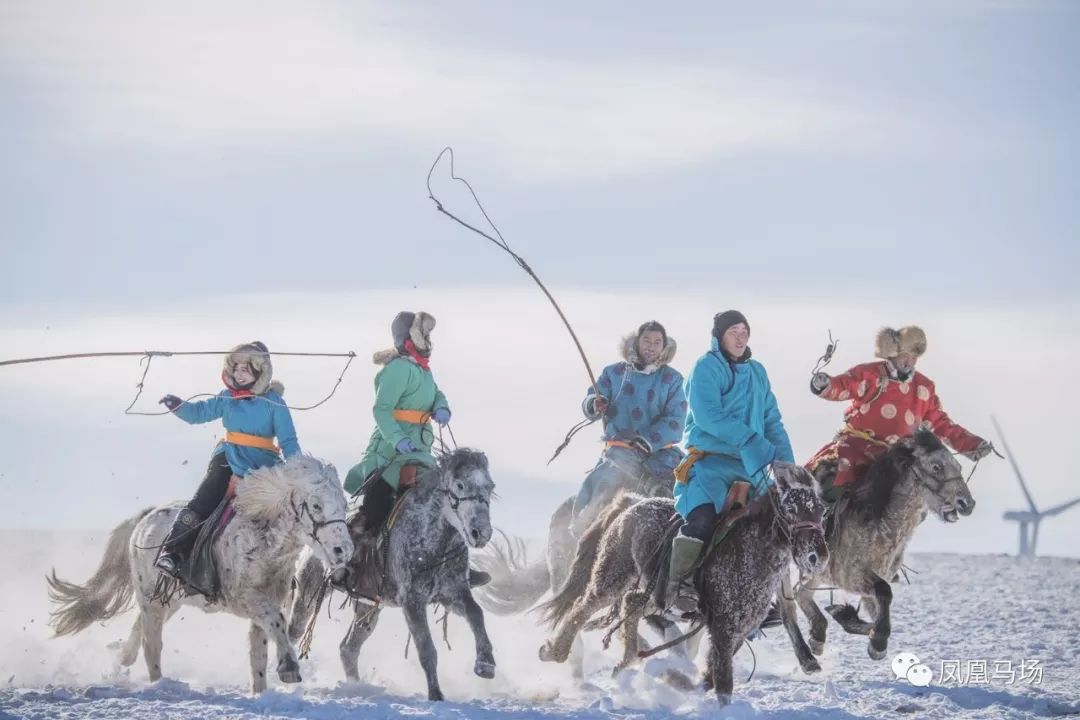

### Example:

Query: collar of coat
xmin=621 ymin=332 xmax=677 ymax=374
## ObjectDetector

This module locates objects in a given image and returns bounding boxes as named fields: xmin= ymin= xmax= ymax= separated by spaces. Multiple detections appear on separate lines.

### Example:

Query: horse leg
xmin=137 ymin=604 xmax=167 ymax=682
xmin=796 ymin=585 xmax=829 ymax=656
xmin=451 ymin=590 xmax=496 ymax=680
xmin=249 ymin=622 xmax=269 ymax=694
xmin=251 ymin=601 xmax=301 ymax=686
xmin=778 ymin=576 xmax=820 ymax=674
xmin=539 ymin=588 xmax=613 ymax=664
xmin=709 ymin=631 xmax=735 ymax=706
xmin=867 ymin=575 xmax=893 ymax=660
xmin=117 ymin=616 xmax=142 ymax=667
xmin=403 ymin=600 xmax=444 ymax=701
xmin=340 ymin=603 xmax=381 ymax=682
xmin=825 ymin=591 xmax=875 ymax=636
xmin=612 ymin=590 xmax=648 ymax=676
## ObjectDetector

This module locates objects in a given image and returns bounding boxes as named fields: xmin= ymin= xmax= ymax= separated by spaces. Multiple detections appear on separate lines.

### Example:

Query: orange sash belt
xmin=225 ymin=431 xmax=281 ymax=454
xmin=393 ymin=409 xmax=432 ymax=424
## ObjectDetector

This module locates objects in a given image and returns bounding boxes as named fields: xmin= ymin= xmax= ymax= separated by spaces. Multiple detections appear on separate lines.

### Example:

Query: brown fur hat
xmin=875 ymin=326 xmax=927 ymax=359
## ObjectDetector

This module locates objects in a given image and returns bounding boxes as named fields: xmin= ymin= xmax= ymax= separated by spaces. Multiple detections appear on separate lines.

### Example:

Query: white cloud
xmin=0 ymin=1 xmax=904 ymax=179
xmin=1 ymin=287 xmax=1078 ymax=558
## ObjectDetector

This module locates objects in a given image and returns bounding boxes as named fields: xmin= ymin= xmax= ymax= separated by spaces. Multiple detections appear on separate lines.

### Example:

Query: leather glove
xmin=629 ymin=436 xmax=652 ymax=456
xmin=159 ymin=395 xmax=183 ymax=411
xmin=587 ymin=395 xmax=609 ymax=419
xmin=963 ymin=440 xmax=994 ymax=462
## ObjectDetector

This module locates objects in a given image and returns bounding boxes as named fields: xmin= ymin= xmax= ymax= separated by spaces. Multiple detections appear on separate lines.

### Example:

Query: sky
xmin=1 ymin=1 xmax=1078 ymax=556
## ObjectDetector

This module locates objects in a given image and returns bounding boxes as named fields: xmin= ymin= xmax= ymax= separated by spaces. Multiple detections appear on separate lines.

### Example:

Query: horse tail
xmin=47 ymin=507 xmax=153 ymax=637
xmin=538 ymin=491 xmax=638 ymax=629
xmin=472 ymin=531 xmax=552 ymax=616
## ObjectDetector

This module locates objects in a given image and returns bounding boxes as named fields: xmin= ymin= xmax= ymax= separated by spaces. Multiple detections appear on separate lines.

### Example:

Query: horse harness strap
xmin=605 ymin=440 xmax=676 ymax=452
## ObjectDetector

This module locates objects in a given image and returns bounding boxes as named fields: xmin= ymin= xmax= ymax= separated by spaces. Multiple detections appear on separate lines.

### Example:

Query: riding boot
xmin=664 ymin=532 xmax=704 ymax=614
xmin=155 ymin=508 xmax=202 ymax=579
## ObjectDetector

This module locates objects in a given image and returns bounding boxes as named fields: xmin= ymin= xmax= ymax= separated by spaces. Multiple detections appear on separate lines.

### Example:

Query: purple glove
xmin=159 ymin=395 xmax=183 ymax=411
xmin=433 ymin=407 xmax=451 ymax=426
xmin=396 ymin=438 xmax=417 ymax=454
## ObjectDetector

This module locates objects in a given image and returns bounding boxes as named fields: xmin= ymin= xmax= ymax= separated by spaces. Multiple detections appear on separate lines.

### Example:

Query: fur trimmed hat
xmin=374 ymin=311 xmax=437 ymax=365
xmin=874 ymin=326 xmax=927 ymax=359
xmin=223 ymin=341 xmax=283 ymax=395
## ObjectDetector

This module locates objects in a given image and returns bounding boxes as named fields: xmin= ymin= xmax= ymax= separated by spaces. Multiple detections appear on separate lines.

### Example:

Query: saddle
xmin=182 ymin=477 xmax=240 ymax=602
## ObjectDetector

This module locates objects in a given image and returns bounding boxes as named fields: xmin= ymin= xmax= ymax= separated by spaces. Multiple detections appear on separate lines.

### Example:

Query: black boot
xmin=155 ymin=508 xmax=201 ymax=579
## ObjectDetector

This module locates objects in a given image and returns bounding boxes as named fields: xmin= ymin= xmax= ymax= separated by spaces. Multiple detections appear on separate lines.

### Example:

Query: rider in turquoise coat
xmin=666 ymin=311 xmax=794 ymax=611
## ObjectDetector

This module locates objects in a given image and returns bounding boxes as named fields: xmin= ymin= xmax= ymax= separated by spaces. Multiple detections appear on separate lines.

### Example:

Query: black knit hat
xmin=712 ymin=310 xmax=749 ymax=340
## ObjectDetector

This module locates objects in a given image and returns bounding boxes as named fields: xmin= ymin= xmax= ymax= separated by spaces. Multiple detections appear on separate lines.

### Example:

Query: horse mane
xmin=414 ymin=448 xmax=490 ymax=493
xmin=232 ymin=455 xmax=327 ymax=522
xmin=846 ymin=429 xmax=944 ymax=520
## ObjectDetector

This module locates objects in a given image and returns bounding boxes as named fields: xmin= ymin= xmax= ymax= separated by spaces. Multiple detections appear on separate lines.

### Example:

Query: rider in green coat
xmin=345 ymin=310 xmax=449 ymax=497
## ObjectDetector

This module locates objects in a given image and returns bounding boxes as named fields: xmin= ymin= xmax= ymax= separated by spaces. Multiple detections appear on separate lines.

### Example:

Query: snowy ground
xmin=1 ymin=530 xmax=1078 ymax=719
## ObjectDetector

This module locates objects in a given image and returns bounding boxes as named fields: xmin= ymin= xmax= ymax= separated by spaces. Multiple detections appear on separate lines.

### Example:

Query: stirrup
xmin=155 ymin=552 xmax=182 ymax=580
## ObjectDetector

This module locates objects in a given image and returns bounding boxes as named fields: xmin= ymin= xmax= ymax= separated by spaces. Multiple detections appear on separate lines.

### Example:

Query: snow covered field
xmin=1 ymin=529 xmax=1078 ymax=719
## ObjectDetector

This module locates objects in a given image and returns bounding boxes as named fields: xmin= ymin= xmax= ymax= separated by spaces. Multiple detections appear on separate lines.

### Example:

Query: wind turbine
xmin=994 ymin=416 xmax=1080 ymax=557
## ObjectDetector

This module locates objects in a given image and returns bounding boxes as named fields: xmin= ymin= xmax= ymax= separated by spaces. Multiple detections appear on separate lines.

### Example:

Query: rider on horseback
xmin=342 ymin=311 xmax=488 ymax=594
xmin=155 ymin=341 xmax=300 ymax=579
xmin=665 ymin=311 xmax=795 ymax=613
xmin=345 ymin=311 xmax=450 ymax=526
xmin=805 ymin=325 xmax=993 ymax=501
xmin=573 ymin=321 xmax=686 ymax=534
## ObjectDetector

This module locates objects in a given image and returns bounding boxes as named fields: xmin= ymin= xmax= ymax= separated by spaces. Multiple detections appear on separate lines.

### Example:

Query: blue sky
xmin=1 ymin=1 xmax=1077 ymax=306
xmin=1 ymin=2 xmax=1079 ymax=555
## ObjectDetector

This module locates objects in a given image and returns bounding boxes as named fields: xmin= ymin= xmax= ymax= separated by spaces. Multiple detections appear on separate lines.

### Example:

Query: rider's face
xmin=893 ymin=351 xmax=918 ymax=376
xmin=721 ymin=323 xmax=750 ymax=359
xmin=232 ymin=362 xmax=256 ymax=387
xmin=637 ymin=330 xmax=665 ymax=365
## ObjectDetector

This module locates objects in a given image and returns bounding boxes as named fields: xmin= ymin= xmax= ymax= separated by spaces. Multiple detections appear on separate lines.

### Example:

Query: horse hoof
xmin=868 ymin=640 xmax=888 ymax=661
xmin=278 ymin=669 xmax=302 ymax=684
xmin=538 ymin=643 xmax=556 ymax=663
xmin=801 ymin=657 xmax=822 ymax=674
xmin=474 ymin=660 xmax=496 ymax=679
xmin=428 ymin=688 xmax=445 ymax=702
xmin=715 ymin=692 xmax=732 ymax=707
xmin=809 ymin=637 xmax=826 ymax=656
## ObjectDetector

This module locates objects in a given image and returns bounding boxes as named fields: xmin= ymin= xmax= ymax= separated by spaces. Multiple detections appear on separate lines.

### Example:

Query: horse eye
xmin=313 ymin=504 xmax=321 ymax=512
xmin=931 ymin=463 xmax=943 ymax=474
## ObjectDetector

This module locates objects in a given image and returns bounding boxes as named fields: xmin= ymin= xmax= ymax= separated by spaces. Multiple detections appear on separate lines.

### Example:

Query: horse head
xmin=771 ymin=462 xmax=829 ymax=575
xmin=234 ymin=455 xmax=353 ymax=572
xmin=436 ymin=449 xmax=495 ymax=549
xmin=906 ymin=428 xmax=975 ymax=523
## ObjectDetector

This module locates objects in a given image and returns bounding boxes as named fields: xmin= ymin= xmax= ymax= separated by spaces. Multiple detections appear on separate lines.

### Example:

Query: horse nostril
xmin=470 ymin=528 xmax=481 ymax=542
xmin=808 ymin=552 xmax=818 ymax=567
xmin=333 ymin=546 xmax=345 ymax=556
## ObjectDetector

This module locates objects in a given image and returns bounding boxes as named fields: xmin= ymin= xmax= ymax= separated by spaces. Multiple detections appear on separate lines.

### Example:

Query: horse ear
xmin=772 ymin=462 xmax=793 ymax=490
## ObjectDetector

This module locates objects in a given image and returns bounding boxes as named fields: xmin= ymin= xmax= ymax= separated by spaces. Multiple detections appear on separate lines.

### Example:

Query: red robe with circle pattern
xmin=806 ymin=361 xmax=985 ymax=487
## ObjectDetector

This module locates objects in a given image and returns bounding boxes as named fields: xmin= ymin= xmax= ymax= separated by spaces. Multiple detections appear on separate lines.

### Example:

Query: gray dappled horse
xmin=289 ymin=448 xmax=495 ymax=702
xmin=778 ymin=428 xmax=976 ymax=670
xmin=538 ymin=463 xmax=828 ymax=706
xmin=48 ymin=456 xmax=352 ymax=693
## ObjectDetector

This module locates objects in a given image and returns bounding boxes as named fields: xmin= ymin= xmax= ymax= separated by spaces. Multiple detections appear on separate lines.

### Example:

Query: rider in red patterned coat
xmin=806 ymin=326 xmax=993 ymax=497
